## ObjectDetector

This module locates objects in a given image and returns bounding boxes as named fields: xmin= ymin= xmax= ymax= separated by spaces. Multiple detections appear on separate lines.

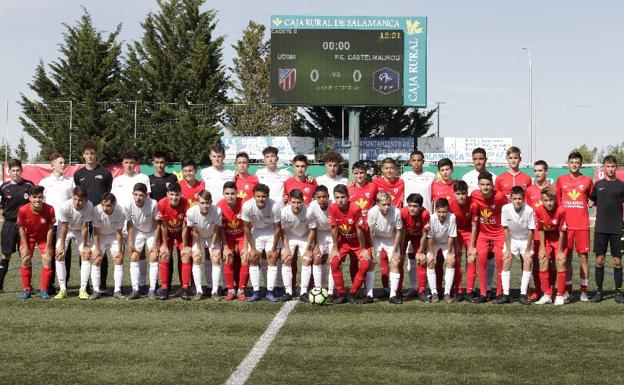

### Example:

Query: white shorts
xmin=373 ymin=237 xmax=396 ymax=262
xmin=93 ymin=233 xmax=121 ymax=255
xmin=503 ymin=239 xmax=533 ymax=259
xmin=287 ymin=239 xmax=309 ymax=258
xmin=131 ymin=230 xmax=155 ymax=252
xmin=192 ymin=238 xmax=219 ymax=254
xmin=56 ymin=230 xmax=86 ymax=250
xmin=427 ymin=243 xmax=450 ymax=262
xmin=251 ymin=229 xmax=275 ymax=253
xmin=317 ymin=230 xmax=333 ymax=256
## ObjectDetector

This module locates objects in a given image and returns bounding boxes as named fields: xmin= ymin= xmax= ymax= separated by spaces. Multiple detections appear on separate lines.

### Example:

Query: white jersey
xmin=40 ymin=173 xmax=75 ymax=226
xmin=123 ymin=197 xmax=158 ymax=233
xmin=92 ymin=204 xmax=125 ymax=236
xmin=111 ymin=173 xmax=151 ymax=208
xmin=462 ymin=169 xmax=497 ymax=195
xmin=186 ymin=204 xmax=222 ymax=240
xmin=280 ymin=204 xmax=316 ymax=241
xmin=367 ymin=205 xmax=403 ymax=239
xmin=501 ymin=203 xmax=535 ymax=241
xmin=308 ymin=200 xmax=331 ymax=231
xmin=401 ymin=170 xmax=435 ymax=212
xmin=316 ymin=174 xmax=348 ymax=203
xmin=57 ymin=199 xmax=94 ymax=231
xmin=255 ymin=167 xmax=292 ymax=203
xmin=241 ymin=198 xmax=281 ymax=230
xmin=427 ymin=213 xmax=457 ymax=244
xmin=200 ymin=166 xmax=235 ymax=203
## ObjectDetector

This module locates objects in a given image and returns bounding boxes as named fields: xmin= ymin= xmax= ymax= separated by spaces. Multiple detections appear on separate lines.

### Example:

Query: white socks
xmin=390 ymin=272 xmax=401 ymax=297
xmin=114 ymin=264 xmax=123 ymax=293
xmin=79 ymin=260 xmax=90 ymax=290
xmin=300 ymin=265 xmax=312 ymax=294
xmin=149 ymin=262 xmax=158 ymax=291
xmin=312 ymin=265 xmax=322 ymax=289
xmin=444 ymin=268 xmax=455 ymax=295
xmin=250 ymin=265 xmax=260 ymax=291
xmin=408 ymin=258 xmax=417 ymax=289
xmin=282 ymin=266 xmax=293 ymax=295
xmin=366 ymin=271 xmax=375 ymax=297
xmin=130 ymin=261 xmax=140 ymax=291
xmin=327 ymin=264 xmax=334 ymax=295
xmin=267 ymin=266 xmax=277 ymax=291
xmin=502 ymin=270 xmax=511 ymax=295
xmin=427 ymin=267 xmax=437 ymax=295
xmin=91 ymin=264 xmax=101 ymax=293
xmin=211 ymin=264 xmax=221 ymax=294
xmin=520 ymin=270 xmax=532 ymax=295
xmin=192 ymin=264 xmax=203 ymax=294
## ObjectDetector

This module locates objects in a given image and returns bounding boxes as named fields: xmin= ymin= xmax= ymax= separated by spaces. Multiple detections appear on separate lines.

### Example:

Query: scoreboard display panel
xmin=270 ymin=15 xmax=427 ymax=107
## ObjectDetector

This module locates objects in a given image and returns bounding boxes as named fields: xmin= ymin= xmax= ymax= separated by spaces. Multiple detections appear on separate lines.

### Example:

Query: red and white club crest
xmin=40 ymin=218 xmax=46 ymax=224
xmin=365 ymin=193 xmax=370 ymax=198
xmin=278 ymin=68 xmax=296 ymax=92
xmin=348 ymin=219 xmax=353 ymax=224
xmin=393 ymin=188 xmax=399 ymax=194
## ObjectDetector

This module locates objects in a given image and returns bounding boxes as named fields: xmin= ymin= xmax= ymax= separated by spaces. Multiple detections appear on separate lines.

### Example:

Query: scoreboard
xmin=270 ymin=15 xmax=427 ymax=107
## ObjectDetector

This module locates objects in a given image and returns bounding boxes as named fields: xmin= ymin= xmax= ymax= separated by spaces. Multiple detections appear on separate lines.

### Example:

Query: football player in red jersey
xmin=373 ymin=158 xmax=405 ymax=207
xmin=17 ymin=186 xmax=55 ymax=299
xmin=329 ymin=184 xmax=371 ymax=304
xmin=534 ymin=187 xmax=568 ymax=305
xmin=179 ymin=159 xmax=205 ymax=207
xmin=218 ymin=181 xmax=248 ymax=301
xmin=495 ymin=146 xmax=532 ymax=200
xmin=449 ymin=180 xmax=473 ymax=302
xmin=469 ymin=171 xmax=508 ymax=303
xmin=284 ymin=154 xmax=318 ymax=205
xmin=431 ymin=158 xmax=456 ymax=294
xmin=556 ymin=151 xmax=593 ymax=301
xmin=234 ymin=152 xmax=258 ymax=204
xmin=401 ymin=193 xmax=430 ymax=301
xmin=524 ymin=160 xmax=555 ymax=300
xmin=156 ymin=183 xmax=190 ymax=299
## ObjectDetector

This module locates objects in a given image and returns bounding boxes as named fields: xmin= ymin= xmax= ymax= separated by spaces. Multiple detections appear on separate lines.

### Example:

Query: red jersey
xmin=556 ymin=174 xmax=593 ymax=230
xmin=348 ymin=182 xmax=378 ymax=218
xmin=400 ymin=207 xmax=431 ymax=239
xmin=235 ymin=174 xmax=259 ymax=203
xmin=535 ymin=205 xmax=567 ymax=242
xmin=449 ymin=197 xmax=473 ymax=233
xmin=328 ymin=203 xmax=363 ymax=248
xmin=179 ymin=179 xmax=205 ymax=207
xmin=284 ymin=177 xmax=318 ymax=204
xmin=431 ymin=180 xmax=456 ymax=205
xmin=470 ymin=190 xmax=507 ymax=238
xmin=17 ymin=203 xmax=55 ymax=241
xmin=525 ymin=182 xmax=555 ymax=210
xmin=157 ymin=197 xmax=190 ymax=237
xmin=218 ymin=198 xmax=244 ymax=240
xmin=373 ymin=177 xmax=404 ymax=207
xmin=495 ymin=170 xmax=533 ymax=199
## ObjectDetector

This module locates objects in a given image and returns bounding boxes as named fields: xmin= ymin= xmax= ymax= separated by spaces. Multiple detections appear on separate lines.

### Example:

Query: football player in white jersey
xmin=500 ymin=186 xmax=535 ymax=304
xmin=367 ymin=192 xmax=404 ymax=304
xmin=280 ymin=189 xmax=316 ymax=301
xmin=255 ymin=146 xmax=292 ymax=205
xmin=242 ymin=183 xmax=282 ymax=302
xmin=426 ymin=198 xmax=457 ymax=303
xmin=91 ymin=193 xmax=125 ymax=299
xmin=55 ymin=186 xmax=93 ymax=299
xmin=200 ymin=143 xmax=235 ymax=203
xmin=315 ymin=151 xmax=347 ymax=204
xmin=124 ymin=183 xmax=159 ymax=300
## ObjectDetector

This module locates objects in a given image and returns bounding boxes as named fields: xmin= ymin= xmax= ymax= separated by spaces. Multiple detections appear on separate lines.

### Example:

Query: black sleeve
xmin=590 ymin=183 xmax=597 ymax=203
xmin=73 ymin=169 xmax=81 ymax=186
xmin=105 ymin=170 xmax=113 ymax=193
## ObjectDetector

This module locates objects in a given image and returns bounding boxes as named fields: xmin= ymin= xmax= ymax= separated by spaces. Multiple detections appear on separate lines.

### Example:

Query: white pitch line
xmin=225 ymin=300 xmax=298 ymax=385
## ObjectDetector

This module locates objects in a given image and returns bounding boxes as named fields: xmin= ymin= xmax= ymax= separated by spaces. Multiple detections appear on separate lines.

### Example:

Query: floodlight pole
xmin=348 ymin=108 xmax=361 ymax=180
xmin=522 ymin=47 xmax=534 ymax=163
xmin=59 ymin=100 xmax=74 ymax=164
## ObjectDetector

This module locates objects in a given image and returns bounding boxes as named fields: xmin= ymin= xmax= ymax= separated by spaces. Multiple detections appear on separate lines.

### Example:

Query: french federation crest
xmin=279 ymin=68 xmax=297 ymax=92
xmin=373 ymin=67 xmax=400 ymax=94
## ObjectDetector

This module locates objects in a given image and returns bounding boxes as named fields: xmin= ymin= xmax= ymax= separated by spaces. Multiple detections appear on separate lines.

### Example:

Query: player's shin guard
xmin=300 ymin=265 xmax=312 ymax=294
xmin=408 ymin=258 xmax=417 ymax=289
xmin=192 ymin=264 xmax=203 ymax=293
xmin=417 ymin=264 xmax=427 ymax=294
xmin=501 ymin=270 xmax=511 ymax=296
xmin=427 ymin=267 xmax=437 ymax=295
xmin=282 ymin=265 xmax=293 ymax=295
xmin=580 ymin=278 xmax=588 ymax=294
xmin=520 ymin=270 xmax=532 ymax=295
xmin=539 ymin=270 xmax=552 ymax=297
xmin=238 ymin=264 xmax=250 ymax=291
xmin=330 ymin=257 xmax=345 ymax=295
xmin=90 ymin=265 xmax=101 ymax=293
xmin=267 ymin=265 xmax=277 ymax=292
xmin=20 ymin=266 xmax=32 ymax=291
xmin=159 ymin=261 xmax=170 ymax=289
xmin=181 ymin=262 xmax=192 ymax=289
xmin=223 ymin=262 xmax=235 ymax=290
xmin=327 ymin=265 xmax=335 ymax=294
xmin=390 ymin=272 xmax=400 ymax=297
xmin=113 ymin=264 xmax=123 ymax=293
xmin=380 ymin=254 xmax=389 ymax=289
xmin=41 ymin=266 xmax=53 ymax=292
xmin=615 ymin=267 xmax=623 ymax=292
xmin=249 ymin=265 xmax=260 ymax=292
xmin=350 ymin=258 xmax=370 ymax=294
xmin=80 ymin=260 xmax=91 ymax=290
xmin=365 ymin=270 xmax=375 ymax=297
xmin=444 ymin=267 xmax=455 ymax=295
xmin=0 ymin=258 xmax=10 ymax=287
xmin=130 ymin=262 xmax=140 ymax=291
xmin=478 ymin=256 xmax=488 ymax=296
xmin=211 ymin=264 xmax=221 ymax=294
xmin=56 ymin=260 xmax=67 ymax=291
xmin=557 ymin=271 xmax=567 ymax=296
xmin=466 ymin=260 xmax=476 ymax=294
xmin=312 ymin=265 xmax=322 ymax=289
xmin=149 ymin=262 xmax=158 ymax=291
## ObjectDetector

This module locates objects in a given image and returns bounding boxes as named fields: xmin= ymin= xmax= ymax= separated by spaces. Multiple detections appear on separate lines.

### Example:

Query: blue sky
xmin=1 ymin=0 xmax=622 ymax=164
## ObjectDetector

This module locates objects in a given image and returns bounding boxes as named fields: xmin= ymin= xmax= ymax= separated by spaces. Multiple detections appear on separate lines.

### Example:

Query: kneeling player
xmin=186 ymin=190 xmax=222 ymax=300
xmin=426 ymin=198 xmax=457 ymax=303
xmin=242 ymin=184 xmax=281 ymax=302
xmin=17 ymin=186 xmax=55 ymax=299
xmin=56 ymin=186 xmax=93 ymax=299
xmin=281 ymin=189 xmax=316 ymax=301
xmin=368 ymin=192 xmax=404 ymax=304
xmin=534 ymin=187 xmax=568 ymax=305
xmin=92 ymin=193 xmax=125 ymax=299
xmin=500 ymin=186 xmax=535 ymax=304
xmin=329 ymin=184 xmax=371 ymax=304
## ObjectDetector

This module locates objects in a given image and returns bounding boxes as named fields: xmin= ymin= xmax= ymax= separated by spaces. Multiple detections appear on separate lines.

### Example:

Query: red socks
xmin=539 ymin=270 xmax=552 ymax=297
xmin=350 ymin=258 xmax=370 ymax=294
xmin=557 ymin=271 xmax=567 ymax=296
xmin=40 ymin=266 xmax=53 ymax=292
xmin=453 ymin=261 xmax=463 ymax=295
xmin=181 ymin=262 xmax=192 ymax=289
xmin=417 ymin=264 xmax=427 ymax=294
xmin=20 ymin=266 xmax=32 ymax=291
xmin=238 ymin=264 xmax=250 ymax=290
xmin=466 ymin=260 xmax=476 ymax=294
xmin=331 ymin=256 xmax=345 ymax=295
xmin=159 ymin=262 xmax=170 ymax=289
xmin=223 ymin=262 xmax=235 ymax=290
xmin=380 ymin=253 xmax=389 ymax=289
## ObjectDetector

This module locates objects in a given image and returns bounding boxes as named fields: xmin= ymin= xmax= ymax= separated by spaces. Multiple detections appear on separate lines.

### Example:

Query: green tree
xmin=0 ymin=139 xmax=11 ymax=163
xmin=571 ymin=144 xmax=598 ymax=164
xmin=598 ymin=142 xmax=624 ymax=165
xmin=224 ymin=20 xmax=299 ymax=136
xmin=19 ymin=10 xmax=125 ymax=163
xmin=123 ymin=0 xmax=228 ymax=163
xmin=15 ymin=136 xmax=29 ymax=162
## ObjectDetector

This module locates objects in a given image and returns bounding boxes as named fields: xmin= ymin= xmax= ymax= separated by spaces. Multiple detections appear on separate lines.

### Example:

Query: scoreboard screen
xmin=270 ymin=15 xmax=427 ymax=107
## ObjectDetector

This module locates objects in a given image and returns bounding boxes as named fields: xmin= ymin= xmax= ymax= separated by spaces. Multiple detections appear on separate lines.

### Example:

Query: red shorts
xmin=543 ymin=241 xmax=568 ymax=259
xmin=566 ymin=229 xmax=590 ymax=254
xmin=404 ymin=235 xmax=423 ymax=254
xmin=476 ymin=236 xmax=504 ymax=259
xmin=23 ymin=239 xmax=48 ymax=256
xmin=225 ymin=237 xmax=246 ymax=255
xmin=166 ymin=236 xmax=185 ymax=252
xmin=338 ymin=243 xmax=371 ymax=261
xmin=457 ymin=230 xmax=471 ymax=252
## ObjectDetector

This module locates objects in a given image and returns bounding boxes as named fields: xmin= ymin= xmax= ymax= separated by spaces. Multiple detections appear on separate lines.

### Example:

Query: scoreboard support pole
xmin=347 ymin=107 xmax=361 ymax=180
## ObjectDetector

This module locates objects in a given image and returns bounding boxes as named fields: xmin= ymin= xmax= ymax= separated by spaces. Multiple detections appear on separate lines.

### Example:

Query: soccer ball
xmin=308 ymin=287 xmax=329 ymax=305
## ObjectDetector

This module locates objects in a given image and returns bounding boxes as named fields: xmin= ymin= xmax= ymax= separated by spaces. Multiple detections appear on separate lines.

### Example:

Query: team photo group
xmin=1 ymin=141 xmax=623 ymax=306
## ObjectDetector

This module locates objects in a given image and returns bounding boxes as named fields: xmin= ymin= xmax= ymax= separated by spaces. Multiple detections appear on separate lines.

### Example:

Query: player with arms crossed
xmin=329 ymin=184 xmax=371 ymax=304
xmin=500 ymin=186 xmax=535 ymax=304
xmin=534 ymin=187 xmax=568 ymax=305
xmin=401 ymin=193 xmax=430 ymax=301
xmin=242 ymin=184 xmax=281 ymax=302
xmin=426 ymin=198 xmax=457 ymax=303
xmin=367 ymin=192 xmax=404 ymax=304
xmin=589 ymin=155 xmax=624 ymax=303
xmin=92 ymin=193 xmax=125 ymax=299
xmin=280 ymin=189 xmax=316 ymax=301
xmin=17 ymin=186 xmax=55 ymax=300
